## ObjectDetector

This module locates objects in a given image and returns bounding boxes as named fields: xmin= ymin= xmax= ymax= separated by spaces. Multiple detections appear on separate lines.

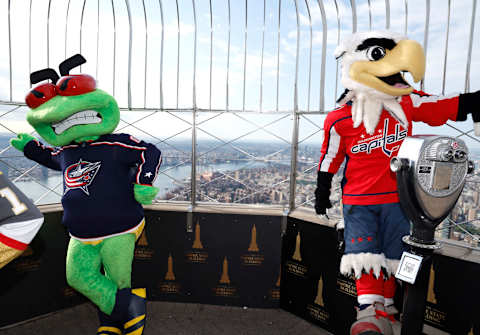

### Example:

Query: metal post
xmin=350 ymin=0 xmax=357 ymax=33
xmin=464 ymin=0 xmax=477 ymax=93
xmin=421 ymin=0 xmax=430 ymax=91
xmin=441 ymin=0 xmax=451 ymax=95
xmin=80 ymin=0 xmax=87 ymax=72
xmin=385 ymin=0 xmax=391 ymax=30
xmin=191 ymin=0 xmax=198 ymax=207
xmin=125 ymin=0 xmax=133 ymax=109
xmin=47 ymin=0 xmax=52 ymax=68
xmin=288 ymin=0 xmax=301 ymax=213
xmin=158 ymin=0 xmax=165 ymax=109
xmin=8 ymin=0 xmax=12 ymax=101
xmin=289 ymin=113 xmax=300 ymax=212
xmin=317 ymin=0 xmax=327 ymax=112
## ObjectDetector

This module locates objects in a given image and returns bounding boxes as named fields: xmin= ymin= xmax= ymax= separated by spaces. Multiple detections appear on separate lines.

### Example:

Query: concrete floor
xmin=0 ymin=301 xmax=332 ymax=335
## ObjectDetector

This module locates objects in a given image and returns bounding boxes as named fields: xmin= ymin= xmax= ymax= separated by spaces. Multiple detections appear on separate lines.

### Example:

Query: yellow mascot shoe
xmin=123 ymin=288 xmax=147 ymax=335
xmin=97 ymin=326 xmax=122 ymax=335
xmin=110 ymin=288 xmax=147 ymax=335
xmin=97 ymin=309 xmax=123 ymax=335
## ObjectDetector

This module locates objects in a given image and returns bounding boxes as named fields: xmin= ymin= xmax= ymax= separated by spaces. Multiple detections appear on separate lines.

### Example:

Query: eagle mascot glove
xmin=315 ymin=31 xmax=480 ymax=335
xmin=10 ymin=54 xmax=161 ymax=335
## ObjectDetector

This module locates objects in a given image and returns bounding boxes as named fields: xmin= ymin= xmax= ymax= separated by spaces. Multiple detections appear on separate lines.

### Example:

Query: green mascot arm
xmin=10 ymin=133 xmax=36 ymax=152
xmin=134 ymin=183 xmax=159 ymax=205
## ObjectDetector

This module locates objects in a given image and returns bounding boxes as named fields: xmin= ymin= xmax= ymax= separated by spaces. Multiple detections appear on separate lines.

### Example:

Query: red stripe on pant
xmin=356 ymin=269 xmax=384 ymax=297
xmin=384 ymin=275 xmax=396 ymax=300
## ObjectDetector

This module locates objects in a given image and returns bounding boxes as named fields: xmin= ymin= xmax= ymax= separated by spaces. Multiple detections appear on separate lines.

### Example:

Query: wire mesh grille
xmin=0 ymin=0 xmax=479 ymax=249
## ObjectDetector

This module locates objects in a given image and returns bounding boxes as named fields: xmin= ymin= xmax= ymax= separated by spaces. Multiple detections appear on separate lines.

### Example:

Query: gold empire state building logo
xmin=135 ymin=230 xmax=154 ymax=260
xmin=248 ymin=225 xmax=259 ymax=252
xmin=269 ymin=268 xmax=281 ymax=301
xmin=185 ymin=223 xmax=208 ymax=264
xmin=424 ymin=264 xmax=447 ymax=326
xmin=285 ymin=231 xmax=308 ymax=277
xmin=138 ymin=231 xmax=148 ymax=246
xmin=307 ymin=275 xmax=330 ymax=323
xmin=165 ymin=253 xmax=176 ymax=281
xmin=219 ymin=257 xmax=231 ymax=284
xmin=427 ymin=264 xmax=437 ymax=304
xmin=314 ymin=277 xmax=325 ymax=307
xmin=192 ymin=223 xmax=204 ymax=249
xmin=292 ymin=232 xmax=302 ymax=261
xmin=214 ymin=256 xmax=237 ymax=297
xmin=241 ymin=224 xmax=264 ymax=266
xmin=159 ymin=253 xmax=181 ymax=294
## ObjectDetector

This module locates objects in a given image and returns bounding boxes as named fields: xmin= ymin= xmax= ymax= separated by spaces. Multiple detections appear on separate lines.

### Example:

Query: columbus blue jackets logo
xmin=64 ymin=159 xmax=101 ymax=195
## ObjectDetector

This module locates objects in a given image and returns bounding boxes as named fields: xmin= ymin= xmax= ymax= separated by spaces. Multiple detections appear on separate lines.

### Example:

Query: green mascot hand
xmin=134 ymin=183 xmax=159 ymax=205
xmin=10 ymin=133 xmax=36 ymax=152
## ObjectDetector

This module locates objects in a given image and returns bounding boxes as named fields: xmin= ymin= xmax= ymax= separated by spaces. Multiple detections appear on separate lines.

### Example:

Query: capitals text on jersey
xmin=350 ymin=119 xmax=407 ymax=156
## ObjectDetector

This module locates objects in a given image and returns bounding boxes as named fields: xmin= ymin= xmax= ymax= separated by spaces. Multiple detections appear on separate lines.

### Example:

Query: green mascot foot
xmin=97 ymin=309 xmax=123 ymax=335
xmin=111 ymin=288 xmax=147 ymax=335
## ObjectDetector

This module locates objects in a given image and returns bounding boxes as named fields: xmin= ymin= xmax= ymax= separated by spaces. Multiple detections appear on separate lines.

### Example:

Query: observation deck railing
xmin=0 ymin=0 xmax=479 ymax=251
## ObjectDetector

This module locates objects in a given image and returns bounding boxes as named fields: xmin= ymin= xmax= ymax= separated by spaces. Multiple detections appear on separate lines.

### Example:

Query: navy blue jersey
xmin=24 ymin=134 xmax=162 ymax=239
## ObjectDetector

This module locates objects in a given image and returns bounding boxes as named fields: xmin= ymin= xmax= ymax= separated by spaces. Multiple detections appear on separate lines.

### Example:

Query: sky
xmin=0 ymin=0 xmax=479 ymax=148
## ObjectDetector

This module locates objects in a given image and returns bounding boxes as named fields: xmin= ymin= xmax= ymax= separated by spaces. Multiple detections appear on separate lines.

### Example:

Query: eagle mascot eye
xmin=366 ymin=46 xmax=386 ymax=61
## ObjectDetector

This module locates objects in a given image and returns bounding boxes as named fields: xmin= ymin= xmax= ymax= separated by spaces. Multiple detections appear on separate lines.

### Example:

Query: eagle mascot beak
xmin=335 ymin=32 xmax=426 ymax=135
xmin=349 ymin=39 xmax=426 ymax=96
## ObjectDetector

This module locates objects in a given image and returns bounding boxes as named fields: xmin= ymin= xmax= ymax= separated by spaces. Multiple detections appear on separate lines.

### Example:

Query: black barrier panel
xmin=1 ymin=209 xmax=282 ymax=328
xmin=281 ymin=216 xmax=480 ymax=335
xmin=0 ymin=211 xmax=86 ymax=328
xmin=424 ymin=254 xmax=480 ymax=335
xmin=281 ymin=217 xmax=346 ymax=334
xmin=139 ymin=210 xmax=282 ymax=308
xmin=133 ymin=210 xmax=189 ymax=301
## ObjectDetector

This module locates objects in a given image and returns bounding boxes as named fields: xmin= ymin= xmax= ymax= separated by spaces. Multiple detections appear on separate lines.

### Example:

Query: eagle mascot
xmin=315 ymin=31 xmax=480 ymax=335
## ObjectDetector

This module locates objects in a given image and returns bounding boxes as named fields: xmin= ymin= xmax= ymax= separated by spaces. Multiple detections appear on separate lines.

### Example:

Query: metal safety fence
xmin=0 ymin=0 xmax=479 ymax=248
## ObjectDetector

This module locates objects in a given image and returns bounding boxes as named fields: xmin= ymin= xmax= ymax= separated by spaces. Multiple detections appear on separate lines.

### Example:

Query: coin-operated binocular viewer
xmin=390 ymin=135 xmax=474 ymax=335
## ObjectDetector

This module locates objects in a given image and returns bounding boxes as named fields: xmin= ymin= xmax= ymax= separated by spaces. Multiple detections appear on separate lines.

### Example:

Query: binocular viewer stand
xmin=390 ymin=135 xmax=474 ymax=335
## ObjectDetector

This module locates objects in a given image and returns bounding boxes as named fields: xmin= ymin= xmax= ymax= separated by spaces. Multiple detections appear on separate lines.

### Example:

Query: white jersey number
xmin=0 ymin=187 xmax=27 ymax=215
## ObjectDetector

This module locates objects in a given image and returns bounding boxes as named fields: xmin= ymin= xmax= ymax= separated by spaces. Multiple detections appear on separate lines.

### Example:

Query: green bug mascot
xmin=10 ymin=54 xmax=161 ymax=335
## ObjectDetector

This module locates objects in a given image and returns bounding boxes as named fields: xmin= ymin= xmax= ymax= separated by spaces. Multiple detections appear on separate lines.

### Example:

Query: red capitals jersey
xmin=319 ymin=91 xmax=460 ymax=205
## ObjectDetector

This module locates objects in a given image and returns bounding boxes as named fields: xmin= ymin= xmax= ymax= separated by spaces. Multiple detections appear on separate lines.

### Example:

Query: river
xmin=14 ymin=160 xmax=288 ymax=205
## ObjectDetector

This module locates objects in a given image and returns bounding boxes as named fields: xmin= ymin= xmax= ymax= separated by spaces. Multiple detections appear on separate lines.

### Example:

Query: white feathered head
xmin=335 ymin=31 xmax=426 ymax=134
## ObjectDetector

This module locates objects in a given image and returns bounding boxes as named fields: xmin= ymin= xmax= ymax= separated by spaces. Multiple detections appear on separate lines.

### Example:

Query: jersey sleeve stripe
xmin=319 ymin=115 xmax=350 ymax=172
xmin=90 ymin=141 xmax=146 ymax=150
xmin=52 ymin=144 xmax=79 ymax=156
xmin=152 ymin=155 xmax=162 ymax=183
xmin=136 ymin=151 xmax=146 ymax=184
xmin=319 ymin=126 xmax=341 ymax=172
xmin=410 ymin=92 xmax=458 ymax=108
xmin=0 ymin=217 xmax=44 ymax=247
